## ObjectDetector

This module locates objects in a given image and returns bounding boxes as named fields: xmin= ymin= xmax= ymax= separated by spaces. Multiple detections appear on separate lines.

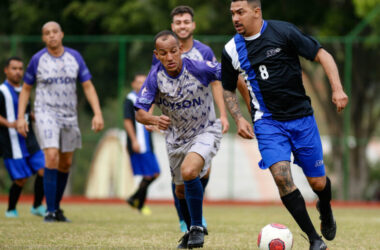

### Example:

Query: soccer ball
xmin=257 ymin=223 xmax=293 ymax=250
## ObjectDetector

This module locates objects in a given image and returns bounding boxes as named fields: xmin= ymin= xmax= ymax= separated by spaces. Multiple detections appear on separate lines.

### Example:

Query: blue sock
xmin=184 ymin=177 xmax=203 ymax=227
xmin=44 ymin=168 xmax=58 ymax=212
xmin=200 ymin=177 xmax=209 ymax=191
xmin=172 ymin=182 xmax=184 ymax=221
xmin=55 ymin=171 xmax=69 ymax=210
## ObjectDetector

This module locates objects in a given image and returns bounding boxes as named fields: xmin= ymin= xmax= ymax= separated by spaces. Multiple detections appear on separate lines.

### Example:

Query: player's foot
xmin=187 ymin=226 xmax=205 ymax=249
xmin=316 ymin=200 xmax=337 ymax=240
xmin=309 ymin=237 xmax=328 ymax=250
xmin=177 ymin=231 xmax=190 ymax=249
xmin=44 ymin=211 xmax=57 ymax=222
xmin=127 ymin=197 xmax=139 ymax=209
xmin=5 ymin=209 xmax=18 ymax=218
xmin=179 ymin=220 xmax=188 ymax=232
xmin=140 ymin=206 xmax=152 ymax=216
xmin=56 ymin=209 xmax=71 ymax=222
xmin=30 ymin=205 xmax=46 ymax=217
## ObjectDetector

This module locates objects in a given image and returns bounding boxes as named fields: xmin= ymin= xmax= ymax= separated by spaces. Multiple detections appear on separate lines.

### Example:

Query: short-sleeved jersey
xmin=0 ymin=81 xmax=40 ymax=159
xmin=135 ymin=58 xmax=221 ymax=147
xmin=222 ymin=20 xmax=322 ymax=122
xmin=23 ymin=47 xmax=92 ymax=125
xmin=123 ymin=91 xmax=154 ymax=155
xmin=152 ymin=39 xmax=218 ymax=65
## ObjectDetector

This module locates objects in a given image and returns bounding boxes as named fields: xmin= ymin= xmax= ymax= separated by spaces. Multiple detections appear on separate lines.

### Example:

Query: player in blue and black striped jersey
xmin=222 ymin=1 xmax=348 ymax=250
xmin=0 ymin=57 xmax=45 ymax=218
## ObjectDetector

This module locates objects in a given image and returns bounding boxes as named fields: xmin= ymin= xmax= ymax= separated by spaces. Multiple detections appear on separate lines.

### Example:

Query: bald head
xmin=41 ymin=21 xmax=64 ymax=52
xmin=42 ymin=21 xmax=62 ymax=33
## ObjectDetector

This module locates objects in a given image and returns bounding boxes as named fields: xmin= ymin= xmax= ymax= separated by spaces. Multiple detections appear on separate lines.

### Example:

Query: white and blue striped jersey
xmin=23 ymin=47 xmax=92 ymax=126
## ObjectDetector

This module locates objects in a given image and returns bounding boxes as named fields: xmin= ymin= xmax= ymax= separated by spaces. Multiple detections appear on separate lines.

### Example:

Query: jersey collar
xmin=244 ymin=20 xmax=267 ymax=41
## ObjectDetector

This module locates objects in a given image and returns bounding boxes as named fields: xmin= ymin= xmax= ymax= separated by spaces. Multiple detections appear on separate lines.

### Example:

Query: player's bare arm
xmin=211 ymin=80 xmax=229 ymax=134
xmin=223 ymin=89 xmax=254 ymax=139
xmin=16 ymin=83 xmax=33 ymax=137
xmin=124 ymin=119 xmax=140 ymax=153
xmin=0 ymin=115 xmax=16 ymax=128
xmin=314 ymin=48 xmax=348 ymax=113
xmin=269 ymin=161 xmax=296 ymax=197
xmin=136 ymin=108 xmax=171 ymax=131
xmin=82 ymin=80 xmax=104 ymax=132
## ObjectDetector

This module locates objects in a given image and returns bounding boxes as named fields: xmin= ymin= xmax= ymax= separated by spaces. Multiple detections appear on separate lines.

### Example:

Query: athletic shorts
xmin=168 ymin=120 xmax=222 ymax=185
xmin=254 ymin=115 xmax=325 ymax=177
xmin=4 ymin=150 xmax=45 ymax=180
xmin=34 ymin=113 xmax=81 ymax=152
xmin=130 ymin=151 xmax=160 ymax=177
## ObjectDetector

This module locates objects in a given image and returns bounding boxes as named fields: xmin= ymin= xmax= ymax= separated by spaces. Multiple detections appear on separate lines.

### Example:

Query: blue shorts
xmin=130 ymin=151 xmax=160 ymax=177
xmin=4 ymin=150 xmax=45 ymax=180
xmin=254 ymin=115 xmax=325 ymax=177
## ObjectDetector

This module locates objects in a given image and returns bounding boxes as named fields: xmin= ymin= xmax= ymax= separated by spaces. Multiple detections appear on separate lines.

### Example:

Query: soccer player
xmin=135 ymin=30 xmax=225 ymax=248
xmin=16 ymin=21 xmax=104 ymax=222
xmin=124 ymin=74 xmax=160 ymax=215
xmin=222 ymin=1 xmax=348 ymax=249
xmin=0 ymin=56 xmax=45 ymax=218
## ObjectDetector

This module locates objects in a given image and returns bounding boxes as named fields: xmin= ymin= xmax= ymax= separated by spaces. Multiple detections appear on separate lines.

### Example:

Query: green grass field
xmin=0 ymin=203 xmax=379 ymax=249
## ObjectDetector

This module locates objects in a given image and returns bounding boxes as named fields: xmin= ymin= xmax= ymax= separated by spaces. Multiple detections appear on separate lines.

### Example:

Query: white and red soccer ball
xmin=257 ymin=223 xmax=293 ymax=250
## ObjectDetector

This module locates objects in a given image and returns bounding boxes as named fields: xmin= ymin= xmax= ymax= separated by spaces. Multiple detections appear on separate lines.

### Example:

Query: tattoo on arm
xmin=270 ymin=162 xmax=296 ymax=196
xmin=223 ymin=90 xmax=242 ymax=122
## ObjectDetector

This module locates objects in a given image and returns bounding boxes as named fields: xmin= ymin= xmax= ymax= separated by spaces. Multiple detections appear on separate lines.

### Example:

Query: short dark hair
xmin=154 ymin=30 xmax=180 ymax=46
xmin=231 ymin=0 xmax=261 ymax=8
xmin=170 ymin=5 xmax=194 ymax=20
xmin=5 ymin=56 xmax=22 ymax=67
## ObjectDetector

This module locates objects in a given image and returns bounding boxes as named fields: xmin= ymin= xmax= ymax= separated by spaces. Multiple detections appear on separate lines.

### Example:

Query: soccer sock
xmin=44 ymin=168 xmax=58 ymax=213
xmin=281 ymin=189 xmax=320 ymax=241
xmin=8 ymin=183 xmax=23 ymax=211
xmin=55 ymin=171 xmax=69 ymax=210
xmin=179 ymin=199 xmax=191 ymax=231
xmin=136 ymin=177 xmax=156 ymax=209
xmin=33 ymin=174 xmax=44 ymax=208
xmin=184 ymin=177 xmax=203 ymax=227
xmin=172 ymin=182 xmax=184 ymax=221
xmin=313 ymin=176 xmax=332 ymax=217
xmin=200 ymin=177 xmax=209 ymax=191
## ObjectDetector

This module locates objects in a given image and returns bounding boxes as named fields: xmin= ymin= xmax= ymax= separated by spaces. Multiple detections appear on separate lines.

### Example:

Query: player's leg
xmin=43 ymin=147 xmax=60 ymax=221
xmin=27 ymin=150 xmax=46 ymax=216
xmin=6 ymin=178 xmax=27 ymax=217
xmin=55 ymin=151 xmax=73 ymax=222
xmin=171 ymin=182 xmax=187 ymax=232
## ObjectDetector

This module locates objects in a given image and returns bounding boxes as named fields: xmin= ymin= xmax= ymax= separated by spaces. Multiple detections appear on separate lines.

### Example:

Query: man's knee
xmin=14 ymin=178 xmax=27 ymax=187
xmin=181 ymin=164 xmax=200 ymax=181
xmin=175 ymin=185 xmax=185 ymax=199
xmin=308 ymin=176 xmax=326 ymax=191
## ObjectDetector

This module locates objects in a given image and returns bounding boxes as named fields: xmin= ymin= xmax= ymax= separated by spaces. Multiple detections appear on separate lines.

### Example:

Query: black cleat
xmin=44 ymin=212 xmax=57 ymax=222
xmin=56 ymin=209 xmax=71 ymax=222
xmin=203 ymin=226 xmax=208 ymax=236
xmin=187 ymin=226 xmax=204 ymax=249
xmin=177 ymin=231 xmax=190 ymax=249
xmin=309 ymin=237 xmax=328 ymax=250
xmin=127 ymin=197 xmax=139 ymax=209
xmin=316 ymin=200 xmax=337 ymax=240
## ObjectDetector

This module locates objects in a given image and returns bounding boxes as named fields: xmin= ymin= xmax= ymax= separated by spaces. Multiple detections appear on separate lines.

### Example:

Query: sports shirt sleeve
xmin=134 ymin=69 xmax=158 ymax=112
xmin=23 ymin=56 xmax=39 ymax=85
xmin=221 ymin=48 xmax=239 ymax=91
xmin=286 ymin=23 xmax=322 ymax=61
xmin=123 ymin=98 xmax=134 ymax=120
xmin=71 ymin=50 xmax=92 ymax=83
xmin=201 ymin=46 xmax=218 ymax=63
xmin=186 ymin=59 xmax=221 ymax=87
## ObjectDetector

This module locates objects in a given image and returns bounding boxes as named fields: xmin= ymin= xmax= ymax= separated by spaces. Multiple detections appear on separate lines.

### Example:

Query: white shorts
xmin=34 ymin=113 xmax=81 ymax=153
xmin=168 ymin=120 xmax=222 ymax=185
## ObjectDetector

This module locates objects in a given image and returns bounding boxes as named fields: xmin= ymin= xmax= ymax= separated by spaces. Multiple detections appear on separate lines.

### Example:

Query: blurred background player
xmin=135 ymin=30 xmax=226 ymax=249
xmin=0 ymin=56 xmax=45 ymax=218
xmin=16 ymin=21 xmax=104 ymax=222
xmin=124 ymin=74 xmax=160 ymax=215
xmin=222 ymin=1 xmax=348 ymax=249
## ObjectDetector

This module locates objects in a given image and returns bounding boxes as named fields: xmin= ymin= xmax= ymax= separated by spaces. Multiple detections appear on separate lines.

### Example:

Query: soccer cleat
xmin=309 ymin=237 xmax=328 ymax=250
xmin=30 ymin=205 xmax=46 ymax=217
xmin=44 ymin=211 xmax=57 ymax=222
xmin=177 ymin=231 xmax=190 ymax=249
xmin=56 ymin=209 xmax=71 ymax=222
xmin=187 ymin=226 xmax=205 ymax=249
xmin=5 ymin=209 xmax=18 ymax=218
xmin=140 ymin=206 xmax=152 ymax=216
xmin=179 ymin=220 xmax=188 ymax=233
xmin=316 ymin=200 xmax=337 ymax=240
xmin=127 ymin=197 xmax=139 ymax=209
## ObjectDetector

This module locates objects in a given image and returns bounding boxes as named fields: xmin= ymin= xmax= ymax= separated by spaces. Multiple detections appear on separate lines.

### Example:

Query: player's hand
xmin=16 ymin=118 xmax=29 ymax=137
xmin=220 ymin=115 xmax=229 ymax=134
xmin=237 ymin=117 xmax=254 ymax=139
xmin=145 ymin=124 xmax=158 ymax=132
xmin=157 ymin=115 xmax=171 ymax=130
xmin=132 ymin=140 xmax=141 ymax=153
xmin=91 ymin=114 xmax=104 ymax=132
xmin=332 ymin=89 xmax=348 ymax=113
